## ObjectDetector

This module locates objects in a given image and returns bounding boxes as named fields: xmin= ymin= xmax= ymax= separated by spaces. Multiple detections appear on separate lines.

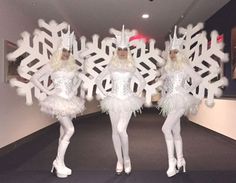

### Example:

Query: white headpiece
xmin=169 ymin=26 xmax=186 ymax=51
xmin=109 ymin=25 xmax=136 ymax=49
xmin=58 ymin=25 xmax=74 ymax=51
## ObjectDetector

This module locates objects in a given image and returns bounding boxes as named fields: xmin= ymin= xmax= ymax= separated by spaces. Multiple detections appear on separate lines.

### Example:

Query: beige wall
xmin=0 ymin=1 xmax=55 ymax=149
xmin=0 ymin=1 xmax=99 ymax=149
xmin=189 ymin=99 xmax=236 ymax=140
xmin=83 ymin=99 xmax=100 ymax=115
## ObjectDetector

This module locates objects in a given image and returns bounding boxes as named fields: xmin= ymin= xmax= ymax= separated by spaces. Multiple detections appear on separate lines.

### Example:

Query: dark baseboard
xmin=77 ymin=111 xmax=101 ymax=119
xmin=0 ymin=112 xmax=101 ymax=157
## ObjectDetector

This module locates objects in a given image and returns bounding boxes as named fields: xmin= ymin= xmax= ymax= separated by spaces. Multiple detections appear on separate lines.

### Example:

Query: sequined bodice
xmin=163 ymin=70 xmax=187 ymax=94
xmin=110 ymin=70 xmax=133 ymax=98
xmin=51 ymin=70 xmax=75 ymax=99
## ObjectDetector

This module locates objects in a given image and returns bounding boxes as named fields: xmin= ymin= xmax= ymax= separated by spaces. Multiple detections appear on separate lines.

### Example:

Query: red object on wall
xmin=129 ymin=33 xmax=150 ymax=43
xmin=217 ymin=34 xmax=224 ymax=43
xmin=208 ymin=34 xmax=224 ymax=46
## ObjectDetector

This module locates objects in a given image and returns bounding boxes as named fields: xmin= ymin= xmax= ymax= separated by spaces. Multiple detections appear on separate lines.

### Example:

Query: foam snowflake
xmin=163 ymin=23 xmax=228 ymax=107
xmin=7 ymin=19 xmax=86 ymax=105
xmin=80 ymin=28 xmax=165 ymax=106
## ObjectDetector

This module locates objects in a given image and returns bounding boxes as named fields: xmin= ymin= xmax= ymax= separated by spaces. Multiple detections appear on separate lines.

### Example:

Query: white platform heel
xmin=177 ymin=158 xmax=186 ymax=172
xmin=116 ymin=161 xmax=123 ymax=175
xmin=124 ymin=159 xmax=131 ymax=175
xmin=51 ymin=140 xmax=71 ymax=178
xmin=166 ymin=158 xmax=178 ymax=177
xmin=51 ymin=160 xmax=69 ymax=178
xmin=175 ymin=140 xmax=186 ymax=173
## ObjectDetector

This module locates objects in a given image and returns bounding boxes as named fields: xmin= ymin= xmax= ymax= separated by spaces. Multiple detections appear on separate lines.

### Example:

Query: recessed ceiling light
xmin=142 ymin=14 xmax=150 ymax=19
xmin=32 ymin=1 xmax=37 ymax=6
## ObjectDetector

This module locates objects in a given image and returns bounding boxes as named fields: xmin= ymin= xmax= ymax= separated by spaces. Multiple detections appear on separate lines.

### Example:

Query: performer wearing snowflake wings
xmin=8 ymin=20 xmax=86 ymax=178
xmin=158 ymin=23 xmax=228 ymax=177
xmin=158 ymin=26 xmax=202 ymax=177
xmin=95 ymin=25 xmax=146 ymax=175
xmin=31 ymin=27 xmax=85 ymax=178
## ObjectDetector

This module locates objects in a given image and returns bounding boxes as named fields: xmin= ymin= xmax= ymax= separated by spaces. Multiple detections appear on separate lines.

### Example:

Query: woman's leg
xmin=52 ymin=116 xmax=74 ymax=177
xmin=109 ymin=111 xmax=123 ymax=173
xmin=161 ymin=109 xmax=185 ymax=177
xmin=117 ymin=111 xmax=132 ymax=162
xmin=117 ymin=111 xmax=132 ymax=174
xmin=59 ymin=125 xmax=64 ymax=142
xmin=172 ymin=117 xmax=186 ymax=171
xmin=57 ymin=119 xmax=73 ymax=172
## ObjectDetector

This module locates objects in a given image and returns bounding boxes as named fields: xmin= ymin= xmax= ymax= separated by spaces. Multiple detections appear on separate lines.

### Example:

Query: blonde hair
xmin=109 ymin=49 xmax=135 ymax=70
xmin=49 ymin=50 xmax=77 ymax=71
xmin=164 ymin=51 xmax=189 ymax=71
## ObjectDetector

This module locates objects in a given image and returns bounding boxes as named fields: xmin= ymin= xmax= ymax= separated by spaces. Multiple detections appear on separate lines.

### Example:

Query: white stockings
xmin=162 ymin=108 xmax=185 ymax=177
xmin=52 ymin=116 xmax=75 ymax=178
xmin=109 ymin=111 xmax=132 ymax=164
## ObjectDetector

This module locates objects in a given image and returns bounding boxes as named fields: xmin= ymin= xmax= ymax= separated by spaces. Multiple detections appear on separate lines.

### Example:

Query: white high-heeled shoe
xmin=124 ymin=160 xmax=131 ymax=175
xmin=63 ymin=166 xmax=72 ymax=175
xmin=177 ymin=158 xmax=186 ymax=173
xmin=166 ymin=158 xmax=178 ymax=177
xmin=51 ymin=160 xmax=71 ymax=178
xmin=116 ymin=161 xmax=123 ymax=175
xmin=174 ymin=140 xmax=186 ymax=173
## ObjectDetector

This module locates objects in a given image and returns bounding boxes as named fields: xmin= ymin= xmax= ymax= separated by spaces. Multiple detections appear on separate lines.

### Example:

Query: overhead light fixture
xmin=142 ymin=14 xmax=149 ymax=19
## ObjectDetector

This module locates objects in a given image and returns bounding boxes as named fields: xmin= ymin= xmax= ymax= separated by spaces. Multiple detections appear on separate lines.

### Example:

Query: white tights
xmin=109 ymin=111 xmax=132 ymax=163
xmin=56 ymin=116 xmax=75 ymax=165
xmin=162 ymin=109 xmax=185 ymax=159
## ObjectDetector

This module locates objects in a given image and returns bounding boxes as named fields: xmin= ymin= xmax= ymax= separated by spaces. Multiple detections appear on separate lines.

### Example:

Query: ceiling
xmin=8 ymin=0 xmax=231 ymax=48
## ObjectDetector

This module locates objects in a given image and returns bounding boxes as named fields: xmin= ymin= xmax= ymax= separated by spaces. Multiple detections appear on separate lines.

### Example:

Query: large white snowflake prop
xmin=80 ymin=28 xmax=165 ymax=106
xmin=163 ymin=23 xmax=228 ymax=107
xmin=7 ymin=19 xmax=86 ymax=105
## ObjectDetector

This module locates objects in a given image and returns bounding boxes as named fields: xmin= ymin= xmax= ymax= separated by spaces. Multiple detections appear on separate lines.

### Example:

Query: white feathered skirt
xmin=158 ymin=91 xmax=200 ymax=117
xmin=40 ymin=95 xmax=85 ymax=118
xmin=101 ymin=94 xmax=144 ymax=115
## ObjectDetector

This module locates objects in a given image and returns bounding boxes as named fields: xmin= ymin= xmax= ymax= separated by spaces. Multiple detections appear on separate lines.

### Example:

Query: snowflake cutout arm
xmin=95 ymin=66 xmax=110 ymax=97
xmin=133 ymin=69 xmax=146 ymax=95
xmin=30 ymin=63 xmax=53 ymax=96
xmin=130 ymin=39 xmax=165 ymax=106
xmin=72 ymin=72 xmax=83 ymax=96
xmin=184 ymin=64 xmax=202 ymax=93
xmin=156 ymin=68 xmax=167 ymax=91
xmin=78 ymin=34 xmax=114 ymax=100
xmin=159 ymin=67 xmax=167 ymax=81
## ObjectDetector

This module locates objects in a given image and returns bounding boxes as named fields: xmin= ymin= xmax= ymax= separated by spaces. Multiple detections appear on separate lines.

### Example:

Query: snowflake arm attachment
xmin=30 ymin=63 xmax=53 ymax=96
xmin=72 ymin=72 xmax=82 ymax=95
xmin=133 ymin=69 xmax=146 ymax=95
xmin=184 ymin=64 xmax=202 ymax=93
xmin=95 ymin=66 xmax=110 ymax=97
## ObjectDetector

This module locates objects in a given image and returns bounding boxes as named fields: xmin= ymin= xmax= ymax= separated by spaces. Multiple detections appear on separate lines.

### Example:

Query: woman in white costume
xmin=158 ymin=26 xmax=202 ymax=177
xmin=96 ymin=26 xmax=146 ymax=175
xmin=31 ymin=29 xmax=85 ymax=178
